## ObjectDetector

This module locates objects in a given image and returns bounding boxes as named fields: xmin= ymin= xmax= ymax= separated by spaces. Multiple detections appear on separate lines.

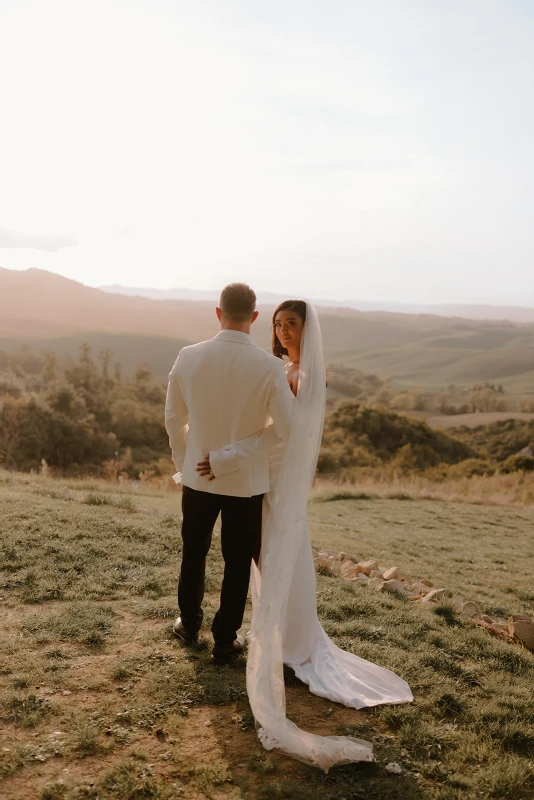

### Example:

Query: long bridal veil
xmin=246 ymin=303 xmax=378 ymax=771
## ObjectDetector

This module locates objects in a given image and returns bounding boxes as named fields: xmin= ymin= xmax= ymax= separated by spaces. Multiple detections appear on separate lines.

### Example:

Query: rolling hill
xmin=2 ymin=267 xmax=534 ymax=389
xmin=0 ymin=266 xmax=478 ymax=348
xmin=331 ymin=329 xmax=534 ymax=390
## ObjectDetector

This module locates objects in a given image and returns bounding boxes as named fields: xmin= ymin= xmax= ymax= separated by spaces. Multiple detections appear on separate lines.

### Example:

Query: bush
xmin=500 ymin=455 xmax=534 ymax=474
xmin=319 ymin=404 xmax=475 ymax=474
xmin=0 ymin=345 xmax=169 ymax=476
xmin=451 ymin=420 xmax=534 ymax=462
xmin=317 ymin=448 xmax=339 ymax=473
xmin=446 ymin=458 xmax=497 ymax=478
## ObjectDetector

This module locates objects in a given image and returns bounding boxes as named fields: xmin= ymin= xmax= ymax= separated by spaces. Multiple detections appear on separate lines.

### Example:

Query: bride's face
xmin=274 ymin=309 xmax=304 ymax=352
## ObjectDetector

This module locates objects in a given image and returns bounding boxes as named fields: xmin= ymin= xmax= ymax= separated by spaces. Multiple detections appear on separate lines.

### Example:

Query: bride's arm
xmin=198 ymin=364 xmax=295 ymax=480
xmin=200 ymin=425 xmax=282 ymax=479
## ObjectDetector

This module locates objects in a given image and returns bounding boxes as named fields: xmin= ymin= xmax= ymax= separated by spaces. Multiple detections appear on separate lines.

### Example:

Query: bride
xmin=196 ymin=300 xmax=413 ymax=771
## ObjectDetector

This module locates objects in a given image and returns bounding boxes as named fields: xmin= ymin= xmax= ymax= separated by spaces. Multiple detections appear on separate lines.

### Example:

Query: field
xmin=411 ymin=412 xmax=534 ymax=430
xmin=1 ymin=471 xmax=534 ymax=800
xmin=330 ymin=329 xmax=534 ymax=393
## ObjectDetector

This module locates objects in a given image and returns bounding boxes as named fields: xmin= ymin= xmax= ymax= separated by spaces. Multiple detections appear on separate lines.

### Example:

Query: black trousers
xmin=178 ymin=486 xmax=263 ymax=646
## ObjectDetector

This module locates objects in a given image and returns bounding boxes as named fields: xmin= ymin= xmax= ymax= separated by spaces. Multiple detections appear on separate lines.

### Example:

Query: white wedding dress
xmin=210 ymin=304 xmax=413 ymax=771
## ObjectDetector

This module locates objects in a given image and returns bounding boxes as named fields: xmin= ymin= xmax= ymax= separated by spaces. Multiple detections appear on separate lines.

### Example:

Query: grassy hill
xmin=3 ymin=267 xmax=534 ymax=389
xmin=0 ymin=267 xmax=475 ymax=349
xmin=1 ymin=472 xmax=533 ymax=800
xmin=420 ymin=412 xmax=534 ymax=430
xmin=331 ymin=327 xmax=534 ymax=391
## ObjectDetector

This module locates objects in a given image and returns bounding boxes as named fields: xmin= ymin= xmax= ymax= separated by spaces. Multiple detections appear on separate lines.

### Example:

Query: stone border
xmin=313 ymin=549 xmax=534 ymax=653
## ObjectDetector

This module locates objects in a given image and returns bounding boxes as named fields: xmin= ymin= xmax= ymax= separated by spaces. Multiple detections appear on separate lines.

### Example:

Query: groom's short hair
xmin=219 ymin=283 xmax=257 ymax=323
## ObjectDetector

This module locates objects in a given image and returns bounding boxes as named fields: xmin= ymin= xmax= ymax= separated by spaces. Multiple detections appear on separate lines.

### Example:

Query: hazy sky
xmin=1 ymin=0 xmax=533 ymax=304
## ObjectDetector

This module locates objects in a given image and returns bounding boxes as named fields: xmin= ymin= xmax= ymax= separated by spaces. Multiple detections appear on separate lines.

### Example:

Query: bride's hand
xmin=196 ymin=454 xmax=216 ymax=481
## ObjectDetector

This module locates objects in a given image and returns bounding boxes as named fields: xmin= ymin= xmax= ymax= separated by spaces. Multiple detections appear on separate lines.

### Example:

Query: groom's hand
xmin=196 ymin=455 xmax=216 ymax=481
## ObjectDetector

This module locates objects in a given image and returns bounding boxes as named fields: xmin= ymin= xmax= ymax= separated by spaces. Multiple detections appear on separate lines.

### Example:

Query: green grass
xmin=309 ymin=491 xmax=534 ymax=615
xmin=1 ymin=471 xmax=534 ymax=800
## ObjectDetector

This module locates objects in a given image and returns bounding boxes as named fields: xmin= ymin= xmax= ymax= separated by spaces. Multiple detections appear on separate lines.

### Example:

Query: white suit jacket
xmin=165 ymin=330 xmax=294 ymax=497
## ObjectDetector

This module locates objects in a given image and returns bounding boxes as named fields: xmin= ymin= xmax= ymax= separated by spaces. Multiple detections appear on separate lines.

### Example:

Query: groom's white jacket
xmin=165 ymin=329 xmax=294 ymax=497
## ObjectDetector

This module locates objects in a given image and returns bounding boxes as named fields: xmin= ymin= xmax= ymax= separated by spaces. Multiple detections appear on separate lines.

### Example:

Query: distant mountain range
xmin=2 ymin=267 xmax=534 ymax=389
xmin=100 ymin=283 xmax=534 ymax=323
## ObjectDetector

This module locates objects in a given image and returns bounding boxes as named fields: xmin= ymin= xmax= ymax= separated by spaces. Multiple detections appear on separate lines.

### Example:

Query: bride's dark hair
xmin=271 ymin=300 xmax=307 ymax=359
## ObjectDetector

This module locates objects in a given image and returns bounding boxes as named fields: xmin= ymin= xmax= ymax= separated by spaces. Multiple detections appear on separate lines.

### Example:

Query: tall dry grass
xmin=3 ymin=465 xmax=534 ymax=508
xmin=312 ymin=471 xmax=534 ymax=508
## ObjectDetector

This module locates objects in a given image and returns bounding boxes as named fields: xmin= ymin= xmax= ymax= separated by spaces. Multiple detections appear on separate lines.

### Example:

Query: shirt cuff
xmin=209 ymin=447 xmax=237 ymax=478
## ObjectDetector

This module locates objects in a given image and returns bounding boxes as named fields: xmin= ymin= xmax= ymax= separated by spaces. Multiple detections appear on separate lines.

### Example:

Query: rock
xmin=459 ymin=601 xmax=481 ymax=618
xmin=339 ymin=551 xmax=359 ymax=563
xmin=340 ymin=561 xmax=361 ymax=580
xmin=508 ymin=616 xmax=534 ymax=651
xmin=330 ymin=559 xmax=343 ymax=574
xmin=508 ymin=614 xmax=532 ymax=627
xmin=311 ymin=549 xmax=319 ymax=558
xmin=314 ymin=557 xmax=333 ymax=574
xmin=369 ymin=569 xmax=384 ymax=579
xmin=450 ymin=593 xmax=465 ymax=610
xmin=421 ymin=588 xmax=448 ymax=603
xmin=356 ymin=560 xmax=379 ymax=575
xmin=355 ymin=573 xmax=370 ymax=583
xmin=385 ymin=762 xmax=403 ymax=774
xmin=407 ymin=582 xmax=426 ymax=595
xmin=318 ymin=550 xmax=338 ymax=558
xmin=420 ymin=579 xmax=434 ymax=588
xmin=382 ymin=566 xmax=400 ymax=581
xmin=380 ymin=579 xmax=406 ymax=596
xmin=489 ymin=623 xmax=512 ymax=636
xmin=481 ymin=614 xmax=494 ymax=624
xmin=405 ymin=592 xmax=421 ymax=600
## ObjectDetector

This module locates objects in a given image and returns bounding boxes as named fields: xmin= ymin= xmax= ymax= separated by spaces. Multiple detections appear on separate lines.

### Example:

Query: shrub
xmin=500 ymin=455 xmax=534 ymax=474
xmin=446 ymin=458 xmax=497 ymax=478
xmin=319 ymin=404 xmax=475 ymax=474
xmin=451 ymin=420 xmax=534 ymax=462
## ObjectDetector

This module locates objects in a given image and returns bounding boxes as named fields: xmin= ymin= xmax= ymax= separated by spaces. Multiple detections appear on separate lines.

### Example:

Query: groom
xmin=165 ymin=283 xmax=294 ymax=664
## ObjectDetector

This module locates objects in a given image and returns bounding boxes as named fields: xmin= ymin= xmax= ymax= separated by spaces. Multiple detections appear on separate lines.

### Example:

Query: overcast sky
xmin=0 ymin=0 xmax=533 ymax=304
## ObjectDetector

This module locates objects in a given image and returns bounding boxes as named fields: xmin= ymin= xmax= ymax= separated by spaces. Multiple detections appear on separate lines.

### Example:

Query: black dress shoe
xmin=172 ymin=617 xmax=198 ymax=644
xmin=210 ymin=635 xmax=244 ymax=665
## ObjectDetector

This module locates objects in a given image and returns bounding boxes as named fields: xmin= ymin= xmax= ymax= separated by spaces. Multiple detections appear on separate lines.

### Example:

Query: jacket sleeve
xmin=165 ymin=354 xmax=189 ymax=472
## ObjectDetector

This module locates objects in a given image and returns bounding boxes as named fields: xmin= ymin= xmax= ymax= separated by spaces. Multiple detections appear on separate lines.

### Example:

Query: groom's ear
xmin=215 ymin=307 xmax=222 ymax=322
xmin=251 ymin=310 xmax=259 ymax=324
